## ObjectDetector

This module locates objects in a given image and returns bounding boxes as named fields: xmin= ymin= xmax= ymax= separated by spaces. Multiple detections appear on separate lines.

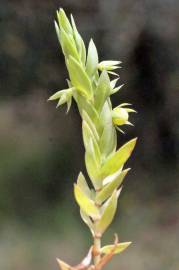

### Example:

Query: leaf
xmin=77 ymin=172 xmax=91 ymax=198
xmin=99 ymin=102 xmax=117 ymax=158
xmin=57 ymin=8 xmax=73 ymax=34
xmin=48 ymin=88 xmax=74 ymax=101
xmin=95 ymin=234 xmax=119 ymax=270
xmin=60 ymin=28 xmax=79 ymax=59
xmin=79 ymin=37 xmax=87 ymax=67
xmin=111 ymin=84 xmax=124 ymax=94
xmin=80 ymin=209 xmax=94 ymax=236
xmin=100 ymin=138 xmax=137 ymax=179
xmin=74 ymin=184 xmax=99 ymax=219
xmin=57 ymin=259 xmax=70 ymax=270
xmin=118 ymin=103 xmax=132 ymax=107
xmin=85 ymin=151 xmax=102 ymax=190
xmin=126 ymin=108 xmax=137 ymax=113
xmin=107 ymin=71 xmax=120 ymax=76
xmin=70 ymin=14 xmax=86 ymax=66
xmin=86 ymin=39 xmax=98 ymax=77
xmin=56 ymin=94 xmax=68 ymax=107
xmin=103 ymin=167 xmax=123 ymax=186
xmin=73 ymin=247 xmax=93 ymax=270
xmin=110 ymin=78 xmax=119 ymax=89
xmin=94 ymin=71 xmax=111 ymax=112
xmin=96 ymin=190 xmax=118 ymax=234
xmin=74 ymin=94 xmax=102 ymax=135
xmin=66 ymin=97 xmax=72 ymax=113
xmin=96 ymin=169 xmax=130 ymax=203
xmin=54 ymin=21 xmax=61 ymax=44
xmin=82 ymin=121 xmax=100 ymax=164
xmin=57 ymin=247 xmax=93 ymax=270
xmin=67 ymin=56 xmax=93 ymax=100
xmin=101 ymin=242 xmax=131 ymax=254
xmin=82 ymin=110 xmax=99 ymax=142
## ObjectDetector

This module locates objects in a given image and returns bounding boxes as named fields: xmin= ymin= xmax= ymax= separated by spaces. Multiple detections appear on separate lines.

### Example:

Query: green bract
xmin=49 ymin=8 xmax=137 ymax=270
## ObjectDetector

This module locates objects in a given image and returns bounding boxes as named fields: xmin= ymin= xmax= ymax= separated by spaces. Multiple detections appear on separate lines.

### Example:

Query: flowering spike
xmin=49 ymin=8 xmax=137 ymax=270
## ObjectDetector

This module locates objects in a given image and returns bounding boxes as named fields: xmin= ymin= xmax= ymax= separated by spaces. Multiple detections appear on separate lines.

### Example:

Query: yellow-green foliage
xmin=49 ymin=8 xmax=137 ymax=270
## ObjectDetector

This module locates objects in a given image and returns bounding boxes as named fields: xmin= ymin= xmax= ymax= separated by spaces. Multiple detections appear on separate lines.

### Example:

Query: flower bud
xmin=112 ymin=107 xmax=129 ymax=126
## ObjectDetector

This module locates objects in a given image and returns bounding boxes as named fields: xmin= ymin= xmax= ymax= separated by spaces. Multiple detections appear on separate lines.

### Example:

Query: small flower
xmin=48 ymin=87 xmax=74 ymax=113
xmin=112 ymin=107 xmax=129 ymax=126
xmin=98 ymin=61 xmax=121 ymax=76
xmin=112 ymin=103 xmax=136 ymax=133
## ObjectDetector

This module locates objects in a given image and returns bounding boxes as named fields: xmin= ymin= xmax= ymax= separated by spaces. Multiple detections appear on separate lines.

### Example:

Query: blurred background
xmin=0 ymin=0 xmax=178 ymax=269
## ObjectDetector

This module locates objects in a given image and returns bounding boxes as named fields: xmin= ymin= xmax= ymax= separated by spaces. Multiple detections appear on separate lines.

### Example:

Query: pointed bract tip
xmin=56 ymin=258 xmax=71 ymax=270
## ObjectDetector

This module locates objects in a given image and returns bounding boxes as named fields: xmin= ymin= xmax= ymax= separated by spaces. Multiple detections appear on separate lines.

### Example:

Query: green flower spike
xmin=49 ymin=8 xmax=137 ymax=270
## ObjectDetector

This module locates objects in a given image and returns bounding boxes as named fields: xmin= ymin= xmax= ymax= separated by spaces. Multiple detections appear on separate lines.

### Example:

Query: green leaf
xmin=99 ymin=101 xmax=117 ymax=158
xmin=79 ymin=37 xmax=87 ymax=67
xmin=66 ymin=97 xmax=72 ymax=113
xmin=57 ymin=8 xmax=73 ymax=34
xmin=86 ymin=39 xmax=98 ymax=77
xmin=56 ymin=94 xmax=68 ymax=107
xmin=101 ymin=242 xmax=132 ymax=254
xmin=74 ymin=184 xmax=100 ymax=219
xmin=85 ymin=151 xmax=102 ymax=190
xmin=100 ymin=138 xmax=137 ymax=179
xmin=96 ymin=190 xmax=118 ymax=234
xmin=110 ymin=78 xmax=119 ymax=89
xmin=60 ymin=28 xmax=79 ymax=59
xmin=67 ymin=56 xmax=93 ymax=100
xmin=96 ymin=168 xmax=130 ymax=203
xmin=82 ymin=121 xmax=100 ymax=165
xmin=71 ymin=14 xmax=86 ymax=65
xmin=80 ymin=209 xmax=94 ymax=236
xmin=111 ymin=84 xmax=124 ymax=94
xmin=48 ymin=88 xmax=74 ymax=101
xmin=82 ymin=110 xmax=99 ymax=142
xmin=74 ymin=94 xmax=102 ymax=135
xmin=54 ymin=21 xmax=61 ymax=44
xmin=77 ymin=172 xmax=91 ymax=198
xmin=94 ymin=71 xmax=111 ymax=112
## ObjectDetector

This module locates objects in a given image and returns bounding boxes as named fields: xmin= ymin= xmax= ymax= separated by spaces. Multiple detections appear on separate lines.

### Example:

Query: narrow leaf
xmin=82 ymin=121 xmax=100 ymax=165
xmin=48 ymin=88 xmax=73 ymax=101
xmin=57 ymin=9 xmax=73 ymax=34
xmin=96 ymin=169 xmax=130 ymax=203
xmin=101 ymin=242 xmax=131 ymax=254
xmin=82 ymin=110 xmax=99 ymax=142
xmin=99 ymin=102 xmax=117 ymax=158
xmin=86 ymin=39 xmax=98 ymax=77
xmin=60 ymin=28 xmax=79 ymax=59
xmin=54 ymin=21 xmax=61 ymax=43
xmin=110 ymin=78 xmax=119 ymax=89
xmin=56 ymin=259 xmax=70 ymax=270
xmin=85 ymin=151 xmax=102 ymax=190
xmin=67 ymin=56 xmax=93 ymax=100
xmin=111 ymin=84 xmax=124 ymax=94
xmin=74 ymin=184 xmax=99 ymax=219
xmin=71 ymin=14 xmax=86 ymax=65
xmin=96 ymin=190 xmax=118 ymax=234
xmin=100 ymin=138 xmax=137 ymax=179
xmin=80 ymin=209 xmax=94 ymax=236
xmin=94 ymin=71 xmax=111 ymax=112
xmin=77 ymin=172 xmax=91 ymax=198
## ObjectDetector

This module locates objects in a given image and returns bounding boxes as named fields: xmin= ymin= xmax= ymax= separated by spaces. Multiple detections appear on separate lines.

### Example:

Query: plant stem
xmin=94 ymin=235 xmax=101 ymax=265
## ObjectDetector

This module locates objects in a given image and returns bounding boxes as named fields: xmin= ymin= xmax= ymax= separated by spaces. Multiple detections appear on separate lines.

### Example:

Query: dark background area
xmin=0 ymin=1 xmax=178 ymax=270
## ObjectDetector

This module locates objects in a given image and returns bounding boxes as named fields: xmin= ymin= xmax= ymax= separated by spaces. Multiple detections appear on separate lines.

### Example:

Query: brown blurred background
xmin=0 ymin=1 xmax=178 ymax=269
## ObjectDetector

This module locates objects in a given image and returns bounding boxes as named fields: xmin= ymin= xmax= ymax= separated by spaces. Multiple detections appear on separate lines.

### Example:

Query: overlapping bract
xmin=49 ymin=8 xmax=137 ymax=270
